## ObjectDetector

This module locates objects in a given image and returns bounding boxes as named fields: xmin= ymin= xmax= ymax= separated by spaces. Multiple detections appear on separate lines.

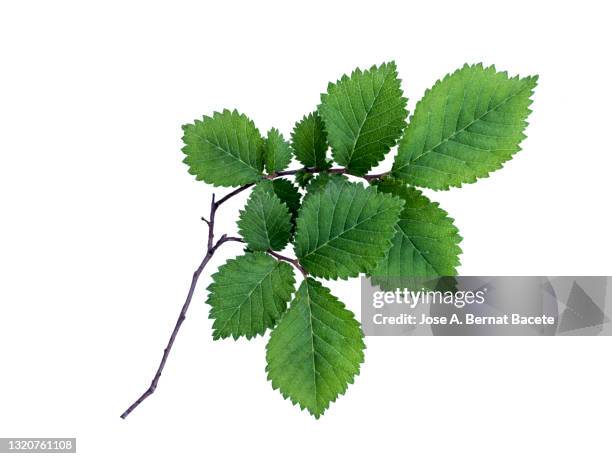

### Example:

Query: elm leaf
xmin=371 ymin=179 xmax=462 ymax=290
xmin=291 ymin=111 xmax=330 ymax=169
xmin=264 ymin=128 xmax=293 ymax=174
xmin=182 ymin=109 xmax=264 ymax=186
xmin=319 ymin=62 xmax=408 ymax=175
xmin=294 ymin=179 xmax=403 ymax=279
xmin=266 ymin=278 xmax=365 ymax=418
xmin=208 ymin=253 xmax=295 ymax=340
xmin=392 ymin=64 xmax=538 ymax=190
xmin=270 ymin=179 xmax=302 ymax=226
xmin=238 ymin=182 xmax=292 ymax=251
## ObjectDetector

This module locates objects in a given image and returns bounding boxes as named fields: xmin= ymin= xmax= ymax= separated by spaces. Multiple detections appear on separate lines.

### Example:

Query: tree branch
xmin=214 ymin=183 xmax=254 ymax=207
xmin=219 ymin=236 xmax=308 ymax=277
xmin=266 ymin=167 xmax=388 ymax=183
xmin=267 ymin=250 xmax=308 ymax=277
xmin=120 ymin=187 xmax=250 ymax=419
xmin=121 ymin=164 xmax=389 ymax=418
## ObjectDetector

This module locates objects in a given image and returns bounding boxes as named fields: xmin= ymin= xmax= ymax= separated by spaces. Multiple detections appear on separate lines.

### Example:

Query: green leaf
xmin=264 ymin=128 xmax=293 ymax=174
xmin=270 ymin=179 xmax=302 ymax=225
xmin=304 ymin=172 xmax=348 ymax=195
xmin=392 ymin=64 xmax=538 ymax=190
xmin=294 ymin=169 xmax=314 ymax=188
xmin=238 ymin=182 xmax=292 ymax=251
xmin=291 ymin=112 xmax=330 ymax=169
xmin=182 ymin=109 xmax=264 ymax=186
xmin=266 ymin=278 xmax=365 ymax=418
xmin=370 ymin=179 xmax=462 ymax=290
xmin=208 ymin=253 xmax=295 ymax=340
xmin=294 ymin=179 xmax=403 ymax=280
xmin=319 ymin=62 xmax=408 ymax=175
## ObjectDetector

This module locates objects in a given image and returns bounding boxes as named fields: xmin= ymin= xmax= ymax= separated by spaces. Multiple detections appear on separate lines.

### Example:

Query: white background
xmin=1 ymin=1 xmax=611 ymax=457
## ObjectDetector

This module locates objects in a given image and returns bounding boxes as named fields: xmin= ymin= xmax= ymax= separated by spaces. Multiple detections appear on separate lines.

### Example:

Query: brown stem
xmin=120 ymin=188 xmax=250 ymax=419
xmin=267 ymin=250 xmax=308 ymax=277
xmin=214 ymin=183 xmax=254 ymax=207
xmin=362 ymin=171 xmax=389 ymax=182
xmin=266 ymin=167 xmax=388 ymax=183
xmin=221 ymin=236 xmax=308 ymax=277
